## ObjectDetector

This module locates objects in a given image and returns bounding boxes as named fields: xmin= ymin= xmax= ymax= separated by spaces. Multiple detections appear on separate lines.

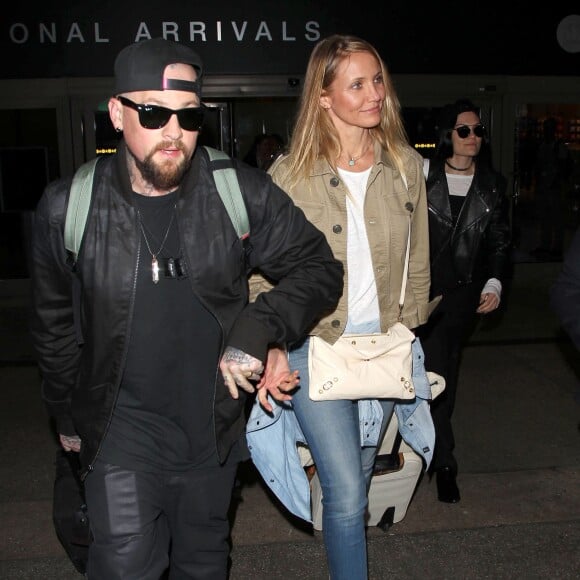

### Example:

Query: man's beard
xmin=134 ymin=142 xmax=192 ymax=190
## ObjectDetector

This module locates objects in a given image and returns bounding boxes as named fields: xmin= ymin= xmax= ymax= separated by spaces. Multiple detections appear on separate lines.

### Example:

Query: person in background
xmin=550 ymin=225 xmax=580 ymax=350
xmin=418 ymin=98 xmax=511 ymax=503
xmin=29 ymin=37 xmax=343 ymax=579
xmin=532 ymin=117 xmax=573 ymax=260
xmin=550 ymin=225 xmax=580 ymax=430
xmin=242 ymin=133 xmax=285 ymax=171
xmin=249 ymin=34 xmax=433 ymax=580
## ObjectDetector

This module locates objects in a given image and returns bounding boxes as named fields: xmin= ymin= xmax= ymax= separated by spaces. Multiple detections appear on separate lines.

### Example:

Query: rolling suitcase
xmin=310 ymin=411 xmax=423 ymax=531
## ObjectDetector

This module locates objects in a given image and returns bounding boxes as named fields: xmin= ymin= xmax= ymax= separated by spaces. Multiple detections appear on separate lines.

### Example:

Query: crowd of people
xmin=36 ymin=33 xmax=580 ymax=580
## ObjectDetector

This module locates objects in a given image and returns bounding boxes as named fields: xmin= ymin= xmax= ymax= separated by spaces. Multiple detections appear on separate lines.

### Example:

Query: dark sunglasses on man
xmin=453 ymin=124 xmax=485 ymax=139
xmin=118 ymin=96 xmax=205 ymax=131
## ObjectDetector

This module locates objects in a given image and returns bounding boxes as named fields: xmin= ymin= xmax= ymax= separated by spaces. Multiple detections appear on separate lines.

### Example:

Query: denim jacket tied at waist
xmin=245 ymin=338 xmax=445 ymax=522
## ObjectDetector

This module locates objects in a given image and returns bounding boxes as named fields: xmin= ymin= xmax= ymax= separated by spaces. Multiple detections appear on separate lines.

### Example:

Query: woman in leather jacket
xmin=417 ymin=98 xmax=511 ymax=503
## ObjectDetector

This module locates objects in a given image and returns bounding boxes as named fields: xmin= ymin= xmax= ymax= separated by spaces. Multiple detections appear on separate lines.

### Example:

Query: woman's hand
xmin=476 ymin=292 xmax=500 ymax=314
xmin=256 ymin=347 xmax=299 ymax=413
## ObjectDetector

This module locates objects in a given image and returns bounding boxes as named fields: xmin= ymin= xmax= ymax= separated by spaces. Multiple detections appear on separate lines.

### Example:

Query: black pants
xmin=84 ymin=457 xmax=238 ymax=580
xmin=416 ymin=284 xmax=480 ymax=473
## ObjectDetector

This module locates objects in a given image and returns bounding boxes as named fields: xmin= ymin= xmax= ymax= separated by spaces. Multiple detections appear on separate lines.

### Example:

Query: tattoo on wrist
xmin=223 ymin=347 xmax=252 ymax=364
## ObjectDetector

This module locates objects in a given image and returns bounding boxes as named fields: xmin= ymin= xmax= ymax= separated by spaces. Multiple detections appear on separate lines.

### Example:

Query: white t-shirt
xmin=423 ymin=158 xmax=472 ymax=195
xmin=337 ymin=166 xmax=381 ymax=332
xmin=422 ymin=158 xmax=502 ymax=300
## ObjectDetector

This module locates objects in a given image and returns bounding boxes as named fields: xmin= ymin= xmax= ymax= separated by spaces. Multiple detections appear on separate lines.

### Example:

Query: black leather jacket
xmin=29 ymin=144 xmax=343 ymax=477
xmin=426 ymin=158 xmax=511 ymax=294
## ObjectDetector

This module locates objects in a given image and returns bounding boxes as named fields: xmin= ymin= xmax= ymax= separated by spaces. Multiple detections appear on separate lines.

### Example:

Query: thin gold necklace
xmin=137 ymin=205 xmax=176 ymax=284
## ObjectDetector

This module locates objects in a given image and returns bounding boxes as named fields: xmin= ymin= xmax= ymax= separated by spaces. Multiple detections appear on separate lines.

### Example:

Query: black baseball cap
xmin=114 ymin=38 xmax=203 ymax=96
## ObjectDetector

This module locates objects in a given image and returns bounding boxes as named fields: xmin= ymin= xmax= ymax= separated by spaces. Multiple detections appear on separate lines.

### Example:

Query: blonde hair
xmin=285 ymin=34 xmax=410 ymax=188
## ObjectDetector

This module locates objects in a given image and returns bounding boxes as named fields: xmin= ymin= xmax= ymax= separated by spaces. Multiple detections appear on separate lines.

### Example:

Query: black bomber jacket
xmin=29 ymin=144 xmax=344 ymax=477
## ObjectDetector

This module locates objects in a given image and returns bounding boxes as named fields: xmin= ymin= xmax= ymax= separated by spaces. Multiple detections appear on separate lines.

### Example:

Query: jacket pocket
xmin=294 ymin=200 xmax=326 ymax=226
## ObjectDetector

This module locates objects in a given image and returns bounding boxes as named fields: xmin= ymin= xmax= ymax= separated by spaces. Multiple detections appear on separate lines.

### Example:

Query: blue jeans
xmin=289 ymin=337 xmax=394 ymax=580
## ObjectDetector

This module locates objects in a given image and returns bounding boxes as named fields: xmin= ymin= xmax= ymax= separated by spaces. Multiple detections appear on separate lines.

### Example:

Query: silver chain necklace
xmin=137 ymin=205 xmax=176 ymax=284
xmin=347 ymin=139 xmax=372 ymax=166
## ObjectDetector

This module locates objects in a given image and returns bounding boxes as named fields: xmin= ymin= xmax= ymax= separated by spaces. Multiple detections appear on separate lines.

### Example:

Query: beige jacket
xmin=250 ymin=143 xmax=434 ymax=345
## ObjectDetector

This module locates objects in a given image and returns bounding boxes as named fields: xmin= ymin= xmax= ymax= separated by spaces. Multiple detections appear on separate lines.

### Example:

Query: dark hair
xmin=433 ymin=98 xmax=492 ymax=166
xmin=243 ymin=133 xmax=285 ymax=169
xmin=542 ymin=117 xmax=558 ymax=140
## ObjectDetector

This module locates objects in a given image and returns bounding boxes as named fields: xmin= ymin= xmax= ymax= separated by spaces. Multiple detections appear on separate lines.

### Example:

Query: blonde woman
xmin=249 ymin=35 xmax=434 ymax=579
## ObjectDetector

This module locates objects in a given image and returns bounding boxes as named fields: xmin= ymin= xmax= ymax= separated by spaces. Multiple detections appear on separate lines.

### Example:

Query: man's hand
xmin=59 ymin=433 xmax=81 ymax=453
xmin=220 ymin=346 xmax=264 ymax=399
xmin=256 ymin=347 xmax=299 ymax=413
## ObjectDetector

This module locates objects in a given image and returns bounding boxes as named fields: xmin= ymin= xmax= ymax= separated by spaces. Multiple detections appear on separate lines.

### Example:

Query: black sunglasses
xmin=453 ymin=124 xmax=485 ymax=139
xmin=118 ymin=96 xmax=205 ymax=131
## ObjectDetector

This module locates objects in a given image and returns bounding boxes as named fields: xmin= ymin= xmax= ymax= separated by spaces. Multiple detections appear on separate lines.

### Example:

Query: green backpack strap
xmin=64 ymin=148 xmax=248 ymax=264
xmin=64 ymin=157 xmax=100 ymax=262
xmin=204 ymin=146 xmax=250 ymax=240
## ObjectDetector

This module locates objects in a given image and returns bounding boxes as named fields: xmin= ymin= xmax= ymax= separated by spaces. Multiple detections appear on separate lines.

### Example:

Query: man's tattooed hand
xmin=59 ymin=433 xmax=81 ymax=453
xmin=219 ymin=346 xmax=264 ymax=399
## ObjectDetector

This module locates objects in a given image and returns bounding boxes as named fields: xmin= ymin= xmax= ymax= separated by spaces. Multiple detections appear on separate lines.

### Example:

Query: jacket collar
xmin=428 ymin=160 xmax=494 ymax=224
xmin=309 ymin=142 xmax=395 ymax=177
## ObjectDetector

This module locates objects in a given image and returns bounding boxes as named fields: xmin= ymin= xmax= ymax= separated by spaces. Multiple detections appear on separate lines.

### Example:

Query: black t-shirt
xmin=99 ymin=190 xmax=222 ymax=472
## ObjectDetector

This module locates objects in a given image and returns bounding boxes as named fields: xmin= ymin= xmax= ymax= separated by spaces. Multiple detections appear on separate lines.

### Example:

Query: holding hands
xmin=255 ymin=347 xmax=299 ymax=413
xmin=220 ymin=346 xmax=298 ymax=412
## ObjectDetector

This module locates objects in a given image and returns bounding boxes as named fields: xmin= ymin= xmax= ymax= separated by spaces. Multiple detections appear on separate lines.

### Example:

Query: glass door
xmin=0 ymin=106 xmax=62 ymax=278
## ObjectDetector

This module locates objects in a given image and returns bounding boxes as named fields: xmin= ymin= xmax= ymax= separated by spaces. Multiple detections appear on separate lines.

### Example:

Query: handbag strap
xmin=398 ymin=172 xmax=411 ymax=321
xmin=398 ymin=218 xmax=411 ymax=321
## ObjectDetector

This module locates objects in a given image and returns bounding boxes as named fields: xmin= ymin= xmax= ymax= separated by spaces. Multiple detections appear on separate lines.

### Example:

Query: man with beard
xmin=29 ymin=38 xmax=343 ymax=579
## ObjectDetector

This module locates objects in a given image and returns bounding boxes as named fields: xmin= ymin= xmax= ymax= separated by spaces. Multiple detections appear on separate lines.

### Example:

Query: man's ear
xmin=108 ymin=97 xmax=123 ymax=132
